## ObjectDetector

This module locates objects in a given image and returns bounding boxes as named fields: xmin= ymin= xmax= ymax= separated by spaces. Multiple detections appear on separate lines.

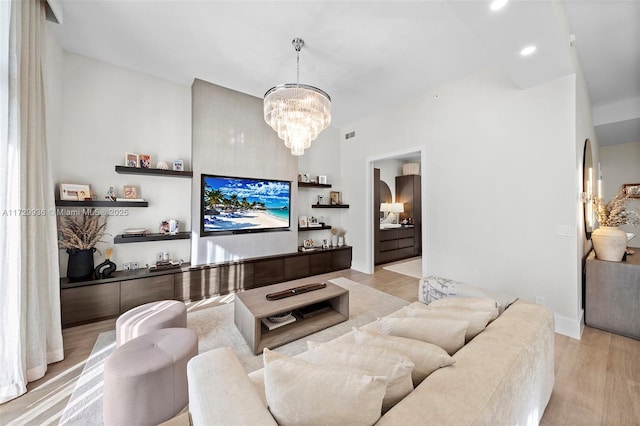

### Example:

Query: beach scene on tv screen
xmin=202 ymin=176 xmax=290 ymax=232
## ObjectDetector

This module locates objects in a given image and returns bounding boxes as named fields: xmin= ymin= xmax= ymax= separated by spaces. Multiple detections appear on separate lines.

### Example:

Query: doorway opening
xmin=365 ymin=147 xmax=426 ymax=275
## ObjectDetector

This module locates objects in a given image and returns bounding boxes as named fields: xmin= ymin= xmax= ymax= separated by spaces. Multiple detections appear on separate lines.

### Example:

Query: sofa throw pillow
xmin=402 ymin=307 xmax=494 ymax=341
xmin=352 ymin=328 xmax=455 ymax=386
xmin=378 ymin=317 xmax=469 ymax=355
xmin=304 ymin=341 xmax=414 ymax=413
xmin=428 ymin=297 xmax=499 ymax=321
xmin=263 ymin=348 xmax=386 ymax=426
xmin=419 ymin=276 xmax=517 ymax=315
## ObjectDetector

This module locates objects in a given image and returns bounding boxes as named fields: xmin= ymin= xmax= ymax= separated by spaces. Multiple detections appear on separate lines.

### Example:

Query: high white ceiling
xmin=48 ymin=0 xmax=639 ymax=145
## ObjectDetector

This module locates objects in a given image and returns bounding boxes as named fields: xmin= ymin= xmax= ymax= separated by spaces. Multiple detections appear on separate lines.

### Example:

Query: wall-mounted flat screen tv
xmin=201 ymin=174 xmax=291 ymax=235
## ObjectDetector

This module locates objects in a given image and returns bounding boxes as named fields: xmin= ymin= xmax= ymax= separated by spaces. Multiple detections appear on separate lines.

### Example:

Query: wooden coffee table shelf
xmin=234 ymin=281 xmax=349 ymax=354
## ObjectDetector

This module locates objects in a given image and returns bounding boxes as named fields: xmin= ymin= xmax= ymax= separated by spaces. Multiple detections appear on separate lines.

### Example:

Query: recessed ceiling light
xmin=520 ymin=45 xmax=537 ymax=56
xmin=490 ymin=0 xmax=509 ymax=11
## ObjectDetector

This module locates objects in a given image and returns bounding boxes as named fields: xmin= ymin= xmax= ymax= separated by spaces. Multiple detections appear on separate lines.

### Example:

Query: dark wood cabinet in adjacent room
xmin=395 ymin=174 xmax=422 ymax=254
xmin=374 ymin=173 xmax=422 ymax=265
xmin=378 ymin=227 xmax=419 ymax=264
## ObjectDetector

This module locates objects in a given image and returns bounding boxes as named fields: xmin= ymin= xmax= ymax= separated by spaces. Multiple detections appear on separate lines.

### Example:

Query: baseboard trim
xmin=351 ymin=261 xmax=371 ymax=274
xmin=554 ymin=309 xmax=584 ymax=340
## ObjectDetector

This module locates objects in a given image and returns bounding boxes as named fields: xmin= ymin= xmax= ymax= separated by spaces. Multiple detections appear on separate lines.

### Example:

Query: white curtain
xmin=0 ymin=0 xmax=63 ymax=404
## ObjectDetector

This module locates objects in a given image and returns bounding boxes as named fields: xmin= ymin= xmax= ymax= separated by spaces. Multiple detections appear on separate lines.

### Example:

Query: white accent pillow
xmin=428 ymin=297 xmax=499 ymax=321
xmin=263 ymin=348 xmax=386 ymax=426
xmin=419 ymin=276 xmax=516 ymax=315
xmin=378 ymin=317 xmax=469 ymax=355
xmin=305 ymin=341 xmax=414 ymax=413
xmin=402 ymin=306 xmax=494 ymax=341
xmin=352 ymin=328 xmax=455 ymax=386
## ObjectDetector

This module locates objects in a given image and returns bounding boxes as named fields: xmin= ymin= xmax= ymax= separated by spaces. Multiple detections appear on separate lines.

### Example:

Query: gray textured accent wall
xmin=191 ymin=79 xmax=298 ymax=265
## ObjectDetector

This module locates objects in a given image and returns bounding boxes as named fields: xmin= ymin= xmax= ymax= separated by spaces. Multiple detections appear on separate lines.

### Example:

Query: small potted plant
xmin=592 ymin=188 xmax=640 ymax=261
xmin=58 ymin=213 xmax=108 ymax=281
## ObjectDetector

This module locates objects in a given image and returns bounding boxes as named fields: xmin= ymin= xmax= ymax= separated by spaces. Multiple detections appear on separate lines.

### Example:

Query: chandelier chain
xmin=292 ymin=37 xmax=304 ymax=86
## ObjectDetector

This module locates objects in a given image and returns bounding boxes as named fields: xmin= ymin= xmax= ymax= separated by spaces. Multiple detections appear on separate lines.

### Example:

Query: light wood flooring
xmin=1 ymin=259 xmax=639 ymax=425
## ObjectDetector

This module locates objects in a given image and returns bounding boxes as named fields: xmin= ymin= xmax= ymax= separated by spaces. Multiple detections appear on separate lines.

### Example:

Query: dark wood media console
xmin=60 ymin=245 xmax=352 ymax=327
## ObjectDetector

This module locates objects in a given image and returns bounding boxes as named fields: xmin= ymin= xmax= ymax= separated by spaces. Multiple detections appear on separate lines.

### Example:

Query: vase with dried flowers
xmin=58 ymin=213 xmax=108 ymax=281
xmin=338 ymin=229 xmax=346 ymax=247
xmin=331 ymin=227 xmax=339 ymax=247
xmin=592 ymin=188 xmax=640 ymax=261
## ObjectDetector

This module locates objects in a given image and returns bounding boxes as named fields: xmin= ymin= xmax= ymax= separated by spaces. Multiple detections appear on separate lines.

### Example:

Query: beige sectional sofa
xmin=187 ymin=299 xmax=555 ymax=425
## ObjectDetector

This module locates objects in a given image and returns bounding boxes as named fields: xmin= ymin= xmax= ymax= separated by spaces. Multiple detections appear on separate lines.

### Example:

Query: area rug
xmin=383 ymin=257 xmax=422 ymax=278
xmin=59 ymin=277 xmax=408 ymax=425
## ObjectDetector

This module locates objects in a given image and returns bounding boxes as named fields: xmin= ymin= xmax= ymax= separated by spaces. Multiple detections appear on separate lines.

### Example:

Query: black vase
xmin=67 ymin=248 xmax=96 ymax=282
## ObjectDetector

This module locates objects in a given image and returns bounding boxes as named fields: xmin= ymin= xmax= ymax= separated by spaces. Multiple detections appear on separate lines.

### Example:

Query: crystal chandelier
xmin=264 ymin=38 xmax=331 ymax=156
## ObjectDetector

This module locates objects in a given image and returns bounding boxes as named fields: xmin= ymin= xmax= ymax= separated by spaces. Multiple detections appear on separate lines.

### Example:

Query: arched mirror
xmin=380 ymin=181 xmax=392 ymax=221
xmin=380 ymin=181 xmax=392 ymax=203
xmin=583 ymin=138 xmax=594 ymax=239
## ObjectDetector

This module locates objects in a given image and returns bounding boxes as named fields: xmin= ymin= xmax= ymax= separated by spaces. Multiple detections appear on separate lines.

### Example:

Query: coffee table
xmin=234 ymin=281 xmax=349 ymax=354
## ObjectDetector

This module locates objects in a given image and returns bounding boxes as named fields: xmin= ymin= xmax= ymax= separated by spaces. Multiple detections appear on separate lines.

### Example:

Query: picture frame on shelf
xmin=77 ymin=189 xmax=92 ymax=201
xmin=330 ymin=191 xmax=341 ymax=205
xmin=60 ymin=183 xmax=92 ymax=201
xmin=139 ymin=154 xmax=151 ymax=168
xmin=123 ymin=185 xmax=139 ymax=199
xmin=173 ymin=160 xmax=184 ymax=171
xmin=298 ymin=215 xmax=308 ymax=228
xmin=623 ymin=183 xmax=640 ymax=199
xmin=125 ymin=152 xmax=139 ymax=168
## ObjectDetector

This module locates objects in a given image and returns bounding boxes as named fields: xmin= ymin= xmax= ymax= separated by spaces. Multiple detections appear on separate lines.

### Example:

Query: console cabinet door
xmin=310 ymin=252 xmax=332 ymax=275
xmin=253 ymin=259 xmax=284 ymax=288
xmin=284 ymin=256 xmax=310 ymax=281
xmin=175 ymin=267 xmax=219 ymax=301
xmin=120 ymin=275 xmax=175 ymax=312
xmin=333 ymin=247 xmax=352 ymax=270
xmin=61 ymin=282 xmax=120 ymax=327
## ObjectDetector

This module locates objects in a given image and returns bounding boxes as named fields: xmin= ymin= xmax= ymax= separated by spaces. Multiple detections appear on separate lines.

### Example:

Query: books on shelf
xmin=261 ymin=315 xmax=296 ymax=331
xmin=295 ymin=302 xmax=332 ymax=319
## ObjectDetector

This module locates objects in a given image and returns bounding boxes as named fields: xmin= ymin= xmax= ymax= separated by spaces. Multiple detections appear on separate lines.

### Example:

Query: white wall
xmin=374 ymin=158 xmax=406 ymax=202
xmin=190 ymin=79 xmax=299 ymax=264
xmin=51 ymin=53 xmax=192 ymax=274
xmin=297 ymin=126 xmax=343 ymax=246
xmin=45 ymin=27 xmax=63 ymax=186
xmin=600 ymin=141 xmax=640 ymax=201
xmin=340 ymin=67 xmax=581 ymax=335
xmin=572 ymin=24 xmax=599 ymax=336
xmin=600 ymin=141 xmax=640 ymax=236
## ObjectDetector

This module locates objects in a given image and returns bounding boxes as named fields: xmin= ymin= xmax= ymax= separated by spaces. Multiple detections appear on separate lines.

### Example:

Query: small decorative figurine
xmin=105 ymin=187 xmax=116 ymax=201
xmin=94 ymin=248 xmax=117 ymax=279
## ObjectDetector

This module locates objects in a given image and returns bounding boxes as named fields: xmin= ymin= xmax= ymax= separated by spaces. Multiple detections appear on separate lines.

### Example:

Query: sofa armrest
xmin=187 ymin=348 xmax=277 ymax=426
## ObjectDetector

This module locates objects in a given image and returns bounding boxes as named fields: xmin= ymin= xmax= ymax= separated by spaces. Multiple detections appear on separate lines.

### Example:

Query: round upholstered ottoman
xmin=103 ymin=327 xmax=198 ymax=426
xmin=116 ymin=300 xmax=187 ymax=347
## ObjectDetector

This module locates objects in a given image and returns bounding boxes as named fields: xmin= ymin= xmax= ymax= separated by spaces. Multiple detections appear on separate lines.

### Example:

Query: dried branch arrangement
xmin=595 ymin=189 xmax=640 ymax=227
xmin=58 ymin=213 xmax=108 ymax=250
